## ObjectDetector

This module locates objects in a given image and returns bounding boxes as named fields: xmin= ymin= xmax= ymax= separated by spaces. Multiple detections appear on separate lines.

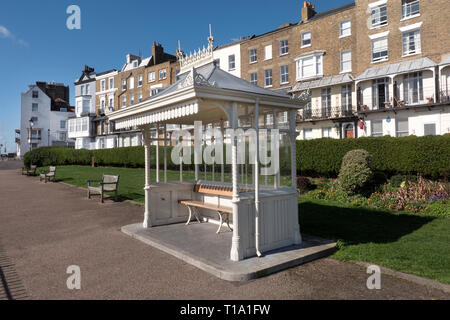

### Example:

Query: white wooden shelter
xmin=109 ymin=61 xmax=304 ymax=261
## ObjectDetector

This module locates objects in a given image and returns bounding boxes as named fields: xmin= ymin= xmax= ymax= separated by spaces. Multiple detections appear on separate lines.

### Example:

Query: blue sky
xmin=0 ymin=0 xmax=351 ymax=153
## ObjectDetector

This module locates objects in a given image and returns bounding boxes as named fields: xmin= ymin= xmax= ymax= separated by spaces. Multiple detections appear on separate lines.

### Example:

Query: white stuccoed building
xmin=19 ymin=82 xmax=75 ymax=157
xmin=213 ymin=40 xmax=243 ymax=79
xmin=69 ymin=66 xmax=98 ymax=150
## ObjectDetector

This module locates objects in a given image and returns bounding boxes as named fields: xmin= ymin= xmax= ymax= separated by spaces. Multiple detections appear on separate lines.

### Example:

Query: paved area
xmin=0 ymin=162 xmax=449 ymax=300
xmin=122 ymin=223 xmax=336 ymax=281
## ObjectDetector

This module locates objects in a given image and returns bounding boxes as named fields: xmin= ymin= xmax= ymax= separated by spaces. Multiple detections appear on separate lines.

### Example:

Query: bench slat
xmin=179 ymin=200 xmax=232 ymax=213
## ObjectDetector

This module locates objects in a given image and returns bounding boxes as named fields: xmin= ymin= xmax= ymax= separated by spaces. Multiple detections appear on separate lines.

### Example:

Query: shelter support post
xmin=164 ymin=124 xmax=167 ymax=183
xmin=143 ymin=125 xmax=152 ymax=228
xmin=289 ymin=110 xmax=302 ymax=245
xmin=156 ymin=123 xmax=160 ymax=183
xmin=230 ymin=102 xmax=244 ymax=261
xmin=255 ymin=99 xmax=262 ymax=257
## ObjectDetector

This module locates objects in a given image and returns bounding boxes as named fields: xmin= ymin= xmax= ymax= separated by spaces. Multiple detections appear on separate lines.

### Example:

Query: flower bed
xmin=307 ymin=176 xmax=450 ymax=217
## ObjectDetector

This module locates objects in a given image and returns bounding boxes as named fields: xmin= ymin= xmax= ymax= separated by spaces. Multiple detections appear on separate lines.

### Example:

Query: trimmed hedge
xmin=24 ymin=135 xmax=450 ymax=178
xmin=24 ymin=146 xmax=179 ymax=170
xmin=297 ymin=135 xmax=450 ymax=178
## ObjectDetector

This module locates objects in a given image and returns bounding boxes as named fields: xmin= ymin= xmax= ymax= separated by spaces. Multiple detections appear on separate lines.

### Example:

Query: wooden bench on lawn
xmin=87 ymin=175 xmax=120 ymax=203
xmin=179 ymin=183 xmax=234 ymax=234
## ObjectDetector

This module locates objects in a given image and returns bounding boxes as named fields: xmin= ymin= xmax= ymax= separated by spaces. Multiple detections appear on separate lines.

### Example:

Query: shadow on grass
xmin=299 ymin=201 xmax=435 ymax=246
xmin=117 ymin=193 xmax=144 ymax=203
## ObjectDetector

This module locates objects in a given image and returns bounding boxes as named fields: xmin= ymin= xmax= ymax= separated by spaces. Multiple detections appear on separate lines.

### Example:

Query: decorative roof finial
xmin=208 ymin=24 xmax=214 ymax=49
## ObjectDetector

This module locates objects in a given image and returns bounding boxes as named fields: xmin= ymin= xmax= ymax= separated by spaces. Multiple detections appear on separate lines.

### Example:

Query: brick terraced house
xmin=239 ymin=0 xmax=450 ymax=139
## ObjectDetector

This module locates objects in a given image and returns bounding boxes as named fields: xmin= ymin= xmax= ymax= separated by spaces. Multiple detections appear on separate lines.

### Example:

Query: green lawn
xmin=40 ymin=165 xmax=450 ymax=284
xmin=299 ymin=196 xmax=450 ymax=284
xmin=38 ymin=165 xmax=291 ymax=203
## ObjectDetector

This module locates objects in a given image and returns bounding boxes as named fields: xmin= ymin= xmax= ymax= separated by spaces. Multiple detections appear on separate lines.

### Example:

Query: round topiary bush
xmin=338 ymin=149 xmax=373 ymax=195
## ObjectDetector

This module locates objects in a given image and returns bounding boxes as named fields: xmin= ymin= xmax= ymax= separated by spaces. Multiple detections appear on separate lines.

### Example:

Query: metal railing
xmin=297 ymin=105 xmax=357 ymax=121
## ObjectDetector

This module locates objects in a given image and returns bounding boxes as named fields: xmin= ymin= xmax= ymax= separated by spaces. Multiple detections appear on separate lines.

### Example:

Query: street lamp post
xmin=28 ymin=118 xmax=34 ymax=152
xmin=48 ymin=129 xmax=50 ymax=147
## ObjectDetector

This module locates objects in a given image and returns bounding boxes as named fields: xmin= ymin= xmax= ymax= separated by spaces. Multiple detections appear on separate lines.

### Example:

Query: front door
xmin=344 ymin=124 xmax=354 ymax=139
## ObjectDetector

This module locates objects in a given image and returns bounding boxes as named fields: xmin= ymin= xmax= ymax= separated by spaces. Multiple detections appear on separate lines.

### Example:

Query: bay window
xmin=295 ymin=52 xmax=323 ymax=80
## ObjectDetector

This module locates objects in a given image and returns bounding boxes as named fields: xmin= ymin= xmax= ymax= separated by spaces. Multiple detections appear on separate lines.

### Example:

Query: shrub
xmin=338 ymin=150 xmax=373 ymax=195
xmin=297 ymin=176 xmax=313 ymax=194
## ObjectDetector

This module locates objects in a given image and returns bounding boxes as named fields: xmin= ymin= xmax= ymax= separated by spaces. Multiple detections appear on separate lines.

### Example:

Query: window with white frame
xmin=280 ymin=112 xmax=288 ymax=123
xmin=138 ymin=74 xmax=143 ymax=87
xmin=109 ymin=78 xmax=114 ymax=89
xmin=340 ymin=50 xmax=352 ymax=72
xmin=32 ymin=91 xmax=38 ymax=98
xmin=280 ymin=39 xmax=289 ymax=55
xmin=100 ymin=98 xmax=105 ymax=110
xmin=371 ymin=120 xmax=383 ymax=137
xmin=280 ymin=65 xmax=289 ymax=84
xmin=109 ymin=97 xmax=113 ymax=108
xmin=148 ymin=71 xmax=155 ymax=82
xmin=32 ymin=103 xmax=38 ymax=112
xmin=138 ymin=93 xmax=143 ymax=102
xmin=264 ymin=69 xmax=273 ymax=87
xmin=372 ymin=37 xmax=388 ymax=62
xmin=322 ymin=127 xmax=332 ymax=138
xmin=295 ymin=53 xmax=323 ymax=80
xmin=82 ymin=118 xmax=88 ymax=131
xmin=228 ymin=55 xmax=235 ymax=71
xmin=159 ymin=69 xmax=167 ymax=80
xmin=130 ymin=94 xmax=134 ymax=105
xmin=59 ymin=132 xmax=66 ymax=141
xmin=122 ymin=96 xmax=126 ymax=107
xmin=250 ymin=72 xmax=258 ymax=85
xmin=101 ymin=80 xmax=106 ymax=91
xmin=80 ymin=85 xmax=84 ymax=96
xmin=264 ymin=45 xmax=272 ymax=60
xmin=122 ymin=79 xmax=127 ymax=91
xmin=402 ymin=29 xmax=421 ymax=56
xmin=403 ymin=72 xmax=423 ymax=104
xmin=60 ymin=120 xmax=66 ymax=129
xmin=371 ymin=4 xmax=387 ymax=27
xmin=341 ymin=84 xmax=353 ymax=112
xmin=133 ymin=61 xmax=138 ymax=68
xmin=340 ymin=19 xmax=351 ymax=37
xmin=304 ymin=128 xmax=313 ymax=140
xmin=301 ymin=32 xmax=311 ymax=47
xmin=321 ymin=88 xmax=331 ymax=116
xmin=249 ymin=48 xmax=257 ymax=63
xmin=396 ymin=119 xmax=409 ymax=137
xmin=86 ymin=85 xmax=89 ymax=95
xmin=129 ymin=77 xmax=135 ymax=89
xmin=402 ymin=0 xmax=420 ymax=19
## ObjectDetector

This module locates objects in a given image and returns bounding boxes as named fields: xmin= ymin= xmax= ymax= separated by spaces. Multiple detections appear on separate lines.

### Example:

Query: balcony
xmin=358 ymin=89 xmax=449 ymax=115
xmin=297 ymin=104 xmax=357 ymax=122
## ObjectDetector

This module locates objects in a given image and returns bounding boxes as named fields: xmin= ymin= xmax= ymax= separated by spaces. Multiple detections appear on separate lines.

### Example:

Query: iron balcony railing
xmin=297 ymin=105 xmax=357 ymax=122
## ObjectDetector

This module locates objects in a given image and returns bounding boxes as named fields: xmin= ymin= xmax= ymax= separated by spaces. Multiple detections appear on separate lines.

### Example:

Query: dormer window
xmin=32 ymin=91 xmax=39 ymax=98
xmin=133 ymin=61 xmax=138 ymax=68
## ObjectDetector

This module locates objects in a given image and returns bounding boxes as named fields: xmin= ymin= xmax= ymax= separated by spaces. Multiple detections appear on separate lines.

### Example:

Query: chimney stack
xmin=152 ymin=42 xmax=164 ymax=65
xmin=301 ymin=1 xmax=316 ymax=22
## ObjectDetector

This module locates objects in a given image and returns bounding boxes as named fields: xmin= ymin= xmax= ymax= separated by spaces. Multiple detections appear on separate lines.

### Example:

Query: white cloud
xmin=0 ymin=25 xmax=28 ymax=46
xmin=0 ymin=25 xmax=11 ymax=38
